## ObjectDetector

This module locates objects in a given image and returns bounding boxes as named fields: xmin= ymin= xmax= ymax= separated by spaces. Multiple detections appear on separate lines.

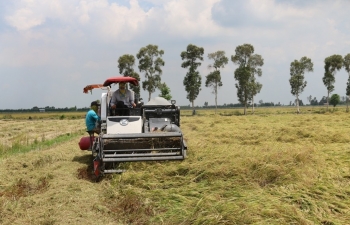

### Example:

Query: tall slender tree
xmin=118 ymin=54 xmax=140 ymax=100
xmin=136 ymin=45 xmax=165 ymax=101
xmin=323 ymin=54 xmax=343 ymax=110
xmin=289 ymin=56 xmax=314 ymax=113
xmin=231 ymin=44 xmax=264 ymax=115
xmin=344 ymin=54 xmax=350 ymax=112
xmin=205 ymin=51 xmax=228 ymax=114
xmin=181 ymin=44 xmax=204 ymax=111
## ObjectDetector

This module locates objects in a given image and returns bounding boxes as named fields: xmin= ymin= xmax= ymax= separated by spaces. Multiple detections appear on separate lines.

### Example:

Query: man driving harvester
xmin=110 ymin=82 xmax=136 ymax=116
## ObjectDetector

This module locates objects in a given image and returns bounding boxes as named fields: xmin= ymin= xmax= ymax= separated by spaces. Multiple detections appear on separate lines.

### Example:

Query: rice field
xmin=0 ymin=107 xmax=349 ymax=224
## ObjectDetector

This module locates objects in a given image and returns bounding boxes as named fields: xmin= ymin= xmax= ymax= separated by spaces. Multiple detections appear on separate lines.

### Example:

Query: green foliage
xmin=345 ymin=54 xmax=350 ymax=112
xmin=234 ymin=67 xmax=251 ymax=107
xmin=322 ymin=71 xmax=335 ymax=93
xmin=205 ymin=70 xmax=221 ymax=91
xmin=330 ymin=94 xmax=340 ymax=107
xmin=158 ymin=82 xmax=172 ymax=100
xmin=344 ymin=53 xmax=350 ymax=74
xmin=247 ymin=76 xmax=262 ymax=102
xmin=181 ymin=44 xmax=204 ymax=108
xmin=346 ymin=76 xmax=350 ymax=96
xmin=136 ymin=44 xmax=165 ymax=101
xmin=118 ymin=54 xmax=141 ymax=97
xmin=231 ymin=44 xmax=264 ymax=115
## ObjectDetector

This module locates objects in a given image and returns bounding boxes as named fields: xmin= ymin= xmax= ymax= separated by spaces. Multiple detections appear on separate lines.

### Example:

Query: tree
xmin=344 ymin=54 xmax=350 ymax=112
xmin=158 ymin=82 xmax=172 ymax=101
xmin=311 ymin=97 xmax=318 ymax=106
xmin=307 ymin=95 xmax=312 ymax=105
xmin=231 ymin=43 xmax=264 ymax=115
xmin=205 ymin=51 xmax=228 ymax=114
xmin=330 ymin=94 xmax=340 ymax=110
xmin=136 ymin=44 xmax=165 ymax=101
xmin=289 ymin=57 xmax=314 ymax=113
xmin=319 ymin=96 xmax=328 ymax=105
xmin=323 ymin=55 xmax=343 ymax=110
xmin=181 ymin=44 xmax=204 ymax=111
xmin=118 ymin=54 xmax=141 ymax=100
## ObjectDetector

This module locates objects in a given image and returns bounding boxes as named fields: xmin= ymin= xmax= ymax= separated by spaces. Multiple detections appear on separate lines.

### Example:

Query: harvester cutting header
xmin=79 ymin=76 xmax=187 ymax=178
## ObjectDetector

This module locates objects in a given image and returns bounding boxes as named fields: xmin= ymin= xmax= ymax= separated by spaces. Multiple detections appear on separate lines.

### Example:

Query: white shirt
xmin=110 ymin=89 xmax=134 ymax=107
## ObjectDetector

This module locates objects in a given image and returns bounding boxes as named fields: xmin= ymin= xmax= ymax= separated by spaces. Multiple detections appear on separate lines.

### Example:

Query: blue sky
xmin=1 ymin=0 xmax=350 ymax=109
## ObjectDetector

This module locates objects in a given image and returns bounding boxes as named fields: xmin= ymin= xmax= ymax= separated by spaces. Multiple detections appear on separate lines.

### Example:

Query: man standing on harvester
xmin=86 ymin=100 xmax=101 ymax=134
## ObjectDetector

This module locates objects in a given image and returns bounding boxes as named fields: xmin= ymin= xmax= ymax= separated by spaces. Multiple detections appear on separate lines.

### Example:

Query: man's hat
xmin=91 ymin=100 xmax=100 ymax=107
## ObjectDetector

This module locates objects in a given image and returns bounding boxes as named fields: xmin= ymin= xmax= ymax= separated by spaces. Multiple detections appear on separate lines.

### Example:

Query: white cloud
xmin=161 ymin=0 xmax=221 ymax=37
xmin=5 ymin=8 xmax=45 ymax=31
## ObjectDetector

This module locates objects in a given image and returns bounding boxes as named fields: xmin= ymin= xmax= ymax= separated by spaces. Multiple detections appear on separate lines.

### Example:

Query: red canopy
xmin=103 ymin=76 xmax=139 ymax=87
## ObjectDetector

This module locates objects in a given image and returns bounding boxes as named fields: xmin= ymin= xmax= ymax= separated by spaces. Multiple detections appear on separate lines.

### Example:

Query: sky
xmin=1 ymin=0 xmax=350 ymax=109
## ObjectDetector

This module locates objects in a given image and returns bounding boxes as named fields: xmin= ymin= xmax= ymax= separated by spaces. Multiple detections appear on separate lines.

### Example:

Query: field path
xmin=0 ymin=137 xmax=118 ymax=225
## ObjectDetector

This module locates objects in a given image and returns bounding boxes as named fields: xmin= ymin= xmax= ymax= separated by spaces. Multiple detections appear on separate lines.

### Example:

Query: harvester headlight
xmin=171 ymin=100 xmax=176 ymax=105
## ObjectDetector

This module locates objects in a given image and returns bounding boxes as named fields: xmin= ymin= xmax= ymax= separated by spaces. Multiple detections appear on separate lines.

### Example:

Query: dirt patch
xmin=0 ymin=177 xmax=49 ymax=199
xmin=77 ymin=165 xmax=98 ymax=182
xmin=106 ymin=190 xmax=156 ymax=224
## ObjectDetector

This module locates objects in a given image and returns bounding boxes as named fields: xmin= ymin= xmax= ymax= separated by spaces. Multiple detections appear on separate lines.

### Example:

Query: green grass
xmin=0 ymin=130 xmax=85 ymax=158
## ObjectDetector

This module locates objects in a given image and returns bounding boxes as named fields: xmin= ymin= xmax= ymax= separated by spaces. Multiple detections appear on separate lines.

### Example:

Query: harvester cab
xmin=79 ymin=76 xmax=187 ymax=178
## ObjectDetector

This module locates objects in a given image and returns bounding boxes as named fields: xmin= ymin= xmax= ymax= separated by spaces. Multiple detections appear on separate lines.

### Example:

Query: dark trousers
xmin=111 ymin=101 xmax=130 ymax=116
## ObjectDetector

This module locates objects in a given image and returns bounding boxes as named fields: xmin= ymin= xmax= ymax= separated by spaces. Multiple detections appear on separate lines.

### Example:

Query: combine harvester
xmin=79 ymin=76 xmax=187 ymax=178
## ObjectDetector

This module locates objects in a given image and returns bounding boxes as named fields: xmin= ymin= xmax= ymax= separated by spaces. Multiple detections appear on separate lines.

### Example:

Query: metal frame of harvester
xmin=80 ymin=76 xmax=187 ymax=178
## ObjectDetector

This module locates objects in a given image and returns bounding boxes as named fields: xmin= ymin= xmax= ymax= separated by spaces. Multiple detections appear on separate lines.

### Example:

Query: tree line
xmin=3 ymin=44 xmax=349 ymax=114
xmin=117 ymin=43 xmax=262 ymax=115
xmin=117 ymin=43 xmax=350 ymax=115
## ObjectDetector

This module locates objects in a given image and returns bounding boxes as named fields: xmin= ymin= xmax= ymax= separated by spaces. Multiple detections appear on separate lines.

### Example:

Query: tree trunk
xmin=215 ymin=85 xmax=217 ymax=115
xmin=347 ymin=96 xmax=349 ymax=112
xmin=244 ymin=102 xmax=247 ymax=115
xmin=192 ymin=101 xmax=196 ymax=115
xmin=296 ymin=94 xmax=300 ymax=113
xmin=148 ymin=91 xmax=151 ymax=102
xmin=252 ymin=96 xmax=255 ymax=114
xmin=327 ymin=91 xmax=330 ymax=111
